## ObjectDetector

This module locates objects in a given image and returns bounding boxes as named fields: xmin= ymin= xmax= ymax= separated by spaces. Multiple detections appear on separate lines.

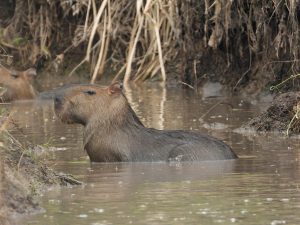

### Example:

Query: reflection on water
xmin=2 ymin=79 xmax=300 ymax=225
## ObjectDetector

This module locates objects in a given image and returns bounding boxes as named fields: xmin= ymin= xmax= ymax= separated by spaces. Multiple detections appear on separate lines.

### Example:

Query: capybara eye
xmin=11 ymin=74 xmax=19 ymax=79
xmin=83 ymin=90 xmax=96 ymax=95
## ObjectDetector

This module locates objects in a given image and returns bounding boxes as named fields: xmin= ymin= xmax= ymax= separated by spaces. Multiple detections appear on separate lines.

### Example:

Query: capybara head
xmin=0 ymin=67 xmax=37 ymax=102
xmin=54 ymin=82 xmax=129 ymax=126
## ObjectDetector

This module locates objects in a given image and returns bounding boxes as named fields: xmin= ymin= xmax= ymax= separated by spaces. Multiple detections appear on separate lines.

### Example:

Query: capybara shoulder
xmin=0 ymin=67 xmax=37 ymax=102
xmin=54 ymin=82 xmax=237 ymax=162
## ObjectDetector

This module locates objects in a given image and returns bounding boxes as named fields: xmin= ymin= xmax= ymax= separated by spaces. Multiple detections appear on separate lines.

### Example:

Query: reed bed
xmin=0 ymin=0 xmax=299 ymax=87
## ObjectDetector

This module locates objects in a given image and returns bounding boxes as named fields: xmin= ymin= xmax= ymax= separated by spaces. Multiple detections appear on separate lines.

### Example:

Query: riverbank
xmin=1 ymin=1 xmax=299 ymax=94
xmin=243 ymin=92 xmax=300 ymax=135
xmin=0 ymin=113 xmax=81 ymax=224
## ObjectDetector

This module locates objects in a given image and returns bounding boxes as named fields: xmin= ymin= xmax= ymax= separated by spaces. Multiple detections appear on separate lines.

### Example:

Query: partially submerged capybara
xmin=54 ymin=83 xmax=237 ymax=162
xmin=0 ymin=67 xmax=37 ymax=102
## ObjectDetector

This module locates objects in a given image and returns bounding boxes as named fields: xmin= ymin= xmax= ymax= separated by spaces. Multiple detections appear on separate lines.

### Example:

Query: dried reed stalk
xmin=1 ymin=0 xmax=300 ymax=86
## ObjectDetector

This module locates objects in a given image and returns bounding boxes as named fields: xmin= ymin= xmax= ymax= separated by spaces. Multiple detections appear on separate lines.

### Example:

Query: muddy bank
xmin=244 ymin=92 xmax=300 ymax=134
xmin=1 ymin=1 xmax=300 ymax=93
xmin=0 ymin=116 xmax=81 ymax=224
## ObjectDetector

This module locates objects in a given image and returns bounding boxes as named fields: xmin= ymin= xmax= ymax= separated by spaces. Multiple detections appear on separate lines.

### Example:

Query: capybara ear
xmin=108 ymin=82 xmax=123 ymax=95
xmin=24 ymin=68 xmax=37 ymax=77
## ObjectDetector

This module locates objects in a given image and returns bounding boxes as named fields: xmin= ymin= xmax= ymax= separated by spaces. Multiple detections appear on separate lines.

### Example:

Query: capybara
xmin=54 ymin=83 xmax=237 ymax=162
xmin=0 ymin=67 xmax=37 ymax=102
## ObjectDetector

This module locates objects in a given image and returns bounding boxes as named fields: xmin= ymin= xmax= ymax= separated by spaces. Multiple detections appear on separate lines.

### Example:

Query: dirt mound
xmin=0 ymin=128 xmax=81 ymax=224
xmin=245 ymin=92 xmax=300 ymax=133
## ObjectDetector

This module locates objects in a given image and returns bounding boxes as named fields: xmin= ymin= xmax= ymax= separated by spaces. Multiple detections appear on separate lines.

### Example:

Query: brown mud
xmin=0 ymin=114 xmax=81 ymax=224
xmin=244 ymin=92 xmax=300 ymax=134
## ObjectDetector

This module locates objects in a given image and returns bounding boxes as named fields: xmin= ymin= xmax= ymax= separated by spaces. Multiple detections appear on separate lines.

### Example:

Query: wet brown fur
xmin=0 ymin=67 xmax=37 ymax=102
xmin=54 ymin=83 xmax=237 ymax=162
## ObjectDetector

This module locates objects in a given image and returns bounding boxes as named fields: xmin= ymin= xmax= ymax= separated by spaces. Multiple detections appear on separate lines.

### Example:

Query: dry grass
xmin=0 ymin=0 xmax=299 ymax=86
xmin=70 ymin=0 xmax=177 ymax=84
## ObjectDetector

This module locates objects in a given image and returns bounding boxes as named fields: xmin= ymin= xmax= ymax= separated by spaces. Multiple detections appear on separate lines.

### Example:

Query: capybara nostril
xmin=54 ymin=96 xmax=62 ymax=105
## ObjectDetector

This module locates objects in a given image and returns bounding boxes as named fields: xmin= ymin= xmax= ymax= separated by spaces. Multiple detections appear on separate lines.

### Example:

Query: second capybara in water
xmin=0 ymin=66 xmax=37 ymax=102
xmin=54 ymin=83 xmax=237 ymax=162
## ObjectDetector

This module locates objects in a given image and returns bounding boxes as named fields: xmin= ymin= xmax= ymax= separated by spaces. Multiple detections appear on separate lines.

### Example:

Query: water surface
xmin=3 ymin=80 xmax=300 ymax=225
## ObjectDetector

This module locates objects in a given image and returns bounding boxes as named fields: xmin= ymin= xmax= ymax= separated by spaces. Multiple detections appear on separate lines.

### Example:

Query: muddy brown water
xmin=2 ymin=79 xmax=300 ymax=225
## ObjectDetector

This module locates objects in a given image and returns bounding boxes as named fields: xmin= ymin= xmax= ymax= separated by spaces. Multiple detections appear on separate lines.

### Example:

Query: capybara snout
xmin=0 ymin=67 xmax=37 ymax=102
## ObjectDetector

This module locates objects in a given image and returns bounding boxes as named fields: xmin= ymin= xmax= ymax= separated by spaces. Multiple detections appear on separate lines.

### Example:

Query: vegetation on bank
xmin=0 ymin=0 xmax=299 ymax=90
xmin=0 ymin=110 xmax=81 ymax=223
xmin=245 ymin=92 xmax=300 ymax=134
